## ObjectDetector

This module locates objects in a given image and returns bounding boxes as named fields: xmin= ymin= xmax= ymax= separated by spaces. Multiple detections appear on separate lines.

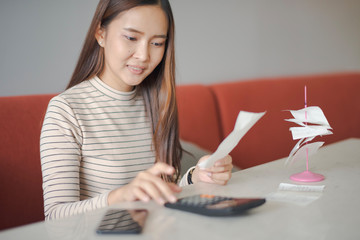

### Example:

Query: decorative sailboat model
xmin=285 ymin=86 xmax=333 ymax=182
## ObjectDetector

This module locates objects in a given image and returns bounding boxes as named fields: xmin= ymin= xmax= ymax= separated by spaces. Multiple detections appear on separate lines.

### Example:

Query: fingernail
xmin=158 ymin=198 xmax=165 ymax=205
xmin=207 ymin=172 xmax=212 ymax=177
xmin=169 ymin=195 xmax=177 ymax=203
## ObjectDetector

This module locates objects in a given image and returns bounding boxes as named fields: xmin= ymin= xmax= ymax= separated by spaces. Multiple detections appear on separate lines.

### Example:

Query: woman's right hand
xmin=107 ymin=162 xmax=181 ymax=205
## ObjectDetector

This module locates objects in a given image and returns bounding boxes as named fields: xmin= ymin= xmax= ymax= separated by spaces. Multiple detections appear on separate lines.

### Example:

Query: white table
xmin=1 ymin=138 xmax=359 ymax=240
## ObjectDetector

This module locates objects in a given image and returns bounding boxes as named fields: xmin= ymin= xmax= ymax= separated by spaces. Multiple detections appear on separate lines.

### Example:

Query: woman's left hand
xmin=192 ymin=155 xmax=233 ymax=185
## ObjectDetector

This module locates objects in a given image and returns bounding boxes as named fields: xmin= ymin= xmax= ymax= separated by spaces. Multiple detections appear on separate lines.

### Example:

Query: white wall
xmin=1 ymin=0 xmax=360 ymax=96
xmin=172 ymin=0 xmax=360 ymax=84
xmin=0 ymin=0 xmax=98 ymax=96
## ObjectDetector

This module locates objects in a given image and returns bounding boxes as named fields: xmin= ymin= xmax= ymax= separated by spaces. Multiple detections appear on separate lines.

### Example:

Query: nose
xmin=133 ymin=41 xmax=149 ymax=62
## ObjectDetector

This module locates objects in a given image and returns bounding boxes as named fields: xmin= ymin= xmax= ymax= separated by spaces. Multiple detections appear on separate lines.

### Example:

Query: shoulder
xmin=43 ymin=84 xmax=88 ymax=136
xmin=45 ymin=81 xmax=93 ymax=118
xmin=58 ymin=80 xmax=94 ymax=101
xmin=48 ymin=80 xmax=100 ymax=108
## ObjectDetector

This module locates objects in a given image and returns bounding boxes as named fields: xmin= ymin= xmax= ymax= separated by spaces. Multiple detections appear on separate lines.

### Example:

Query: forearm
xmin=44 ymin=192 xmax=109 ymax=220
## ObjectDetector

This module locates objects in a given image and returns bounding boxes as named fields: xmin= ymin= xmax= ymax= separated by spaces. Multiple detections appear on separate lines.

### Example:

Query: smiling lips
xmin=128 ymin=65 xmax=145 ymax=75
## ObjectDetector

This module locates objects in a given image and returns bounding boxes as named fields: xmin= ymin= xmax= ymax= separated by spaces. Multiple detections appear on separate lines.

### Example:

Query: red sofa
xmin=1 ymin=72 xmax=359 ymax=230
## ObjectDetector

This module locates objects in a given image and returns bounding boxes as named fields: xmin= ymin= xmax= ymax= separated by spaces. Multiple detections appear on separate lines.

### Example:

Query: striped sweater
xmin=40 ymin=77 xmax=189 ymax=220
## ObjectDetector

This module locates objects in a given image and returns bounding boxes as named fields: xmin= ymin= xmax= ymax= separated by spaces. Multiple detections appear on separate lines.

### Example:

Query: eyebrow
xmin=123 ymin=27 xmax=167 ymax=39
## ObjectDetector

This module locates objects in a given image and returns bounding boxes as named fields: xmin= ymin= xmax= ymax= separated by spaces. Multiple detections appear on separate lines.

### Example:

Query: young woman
xmin=40 ymin=0 xmax=233 ymax=220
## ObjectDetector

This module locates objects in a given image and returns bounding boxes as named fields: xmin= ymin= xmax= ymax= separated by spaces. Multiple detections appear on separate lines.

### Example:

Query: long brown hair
xmin=67 ymin=0 xmax=182 ymax=182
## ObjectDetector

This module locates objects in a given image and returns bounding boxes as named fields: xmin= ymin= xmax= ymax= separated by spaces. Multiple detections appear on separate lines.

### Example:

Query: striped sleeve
xmin=40 ymin=95 xmax=108 ymax=220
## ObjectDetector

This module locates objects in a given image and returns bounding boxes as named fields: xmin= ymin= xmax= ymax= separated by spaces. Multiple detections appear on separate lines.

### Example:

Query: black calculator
xmin=164 ymin=194 xmax=265 ymax=216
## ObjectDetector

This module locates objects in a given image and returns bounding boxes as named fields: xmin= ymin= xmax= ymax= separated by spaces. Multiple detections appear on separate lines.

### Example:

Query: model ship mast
xmin=285 ymin=86 xmax=333 ymax=182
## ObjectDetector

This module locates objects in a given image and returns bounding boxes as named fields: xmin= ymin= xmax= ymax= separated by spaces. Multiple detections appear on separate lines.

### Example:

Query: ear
xmin=95 ymin=24 xmax=105 ymax=47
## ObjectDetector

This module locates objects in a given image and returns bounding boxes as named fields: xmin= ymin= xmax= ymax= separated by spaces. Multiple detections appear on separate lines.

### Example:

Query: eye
xmin=151 ymin=42 xmax=165 ymax=47
xmin=124 ymin=35 xmax=136 ymax=41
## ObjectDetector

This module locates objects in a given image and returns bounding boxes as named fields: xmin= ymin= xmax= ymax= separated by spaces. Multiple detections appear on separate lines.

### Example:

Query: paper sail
xmin=285 ymin=106 xmax=333 ymax=165
xmin=286 ymin=137 xmax=314 ymax=164
xmin=289 ymin=126 xmax=332 ymax=140
xmin=287 ymin=106 xmax=330 ymax=126
xmin=286 ymin=141 xmax=324 ymax=165
xmin=285 ymin=86 xmax=333 ymax=182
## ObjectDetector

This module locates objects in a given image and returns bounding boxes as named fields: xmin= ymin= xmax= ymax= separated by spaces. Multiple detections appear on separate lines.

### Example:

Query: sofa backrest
xmin=0 ymin=94 xmax=55 ymax=230
xmin=176 ymin=85 xmax=222 ymax=152
xmin=211 ymin=72 xmax=360 ymax=168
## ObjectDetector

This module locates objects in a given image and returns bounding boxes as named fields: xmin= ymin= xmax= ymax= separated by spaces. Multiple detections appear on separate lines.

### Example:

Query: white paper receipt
xmin=278 ymin=183 xmax=325 ymax=192
xmin=198 ymin=111 xmax=266 ymax=169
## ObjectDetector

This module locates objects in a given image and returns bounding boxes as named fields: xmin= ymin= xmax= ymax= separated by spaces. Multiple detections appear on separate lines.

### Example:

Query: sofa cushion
xmin=0 ymin=94 xmax=55 ymax=230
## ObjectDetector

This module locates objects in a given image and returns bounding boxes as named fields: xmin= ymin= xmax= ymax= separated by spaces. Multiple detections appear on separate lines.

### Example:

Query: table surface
xmin=1 ymin=138 xmax=359 ymax=240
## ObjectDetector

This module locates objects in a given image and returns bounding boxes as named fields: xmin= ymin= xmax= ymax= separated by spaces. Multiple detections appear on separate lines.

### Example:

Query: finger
xmin=210 ymin=164 xmax=233 ymax=173
xmin=210 ymin=171 xmax=232 ymax=182
xmin=132 ymin=187 xmax=150 ymax=203
xmin=200 ymin=172 xmax=228 ymax=185
xmin=140 ymin=180 xmax=166 ymax=205
xmin=168 ymin=182 xmax=182 ymax=193
xmin=147 ymin=162 xmax=175 ymax=176
xmin=211 ymin=179 xmax=228 ymax=185
xmin=151 ymin=179 xmax=178 ymax=203
xmin=214 ymin=155 xmax=232 ymax=167
xmin=138 ymin=171 xmax=177 ymax=204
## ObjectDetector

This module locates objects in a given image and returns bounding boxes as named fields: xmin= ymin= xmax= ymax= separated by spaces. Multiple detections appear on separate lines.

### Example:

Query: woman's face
xmin=98 ymin=5 xmax=168 ymax=92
